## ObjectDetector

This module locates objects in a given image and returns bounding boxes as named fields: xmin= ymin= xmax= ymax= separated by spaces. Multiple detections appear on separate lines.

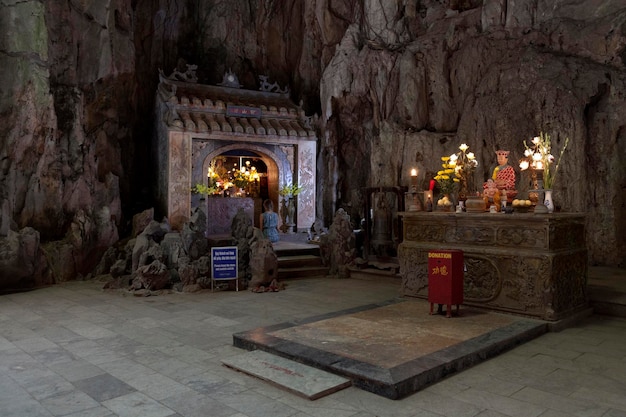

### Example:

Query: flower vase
xmin=543 ymin=189 xmax=555 ymax=213
xmin=286 ymin=197 xmax=296 ymax=233
xmin=280 ymin=198 xmax=289 ymax=232
xmin=458 ymin=181 xmax=468 ymax=203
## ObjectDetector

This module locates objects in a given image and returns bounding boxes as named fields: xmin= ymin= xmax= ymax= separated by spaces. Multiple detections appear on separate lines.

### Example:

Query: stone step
xmin=278 ymin=265 xmax=329 ymax=280
xmin=274 ymin=246 xmax=320 ymax=258
xmin=276 ymin=246 xmax=327 ymax=279
xmin=222 ymin=349 xmax=351 ymax=400
xmin=278 ymin=254 xmax=324 ymax=268
xmin=348 ymin=269 xmax=402 ymax=284
xmin=347 ymin=257 xmax=401 ymax=281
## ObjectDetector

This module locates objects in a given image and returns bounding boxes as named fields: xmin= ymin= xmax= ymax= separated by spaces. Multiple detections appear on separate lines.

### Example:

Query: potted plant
xmin=192 ymin=183 xmax=219 ymax=197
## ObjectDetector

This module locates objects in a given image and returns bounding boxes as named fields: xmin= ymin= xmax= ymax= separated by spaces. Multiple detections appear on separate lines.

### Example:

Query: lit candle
xmin=424 ymin=190 xmax=434 ymax=212
xmin=411 ymin=168 xmax=417 ymax=177
xmin=410 ymin=168 xmax=418 ymax=191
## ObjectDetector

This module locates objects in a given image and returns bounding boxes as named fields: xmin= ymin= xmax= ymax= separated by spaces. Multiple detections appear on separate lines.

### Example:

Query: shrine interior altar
xmin=206 ymin=197 xmax=261 ymax=235
xmin=398 ymin=212 xmax=588 ymax=321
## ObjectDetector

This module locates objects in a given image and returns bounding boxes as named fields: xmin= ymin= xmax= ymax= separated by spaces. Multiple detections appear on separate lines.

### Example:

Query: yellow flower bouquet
xmin=434 ymin=156 xmax=460 ymax=195
xmin=279 ymin=183 xmax=303 ymax=197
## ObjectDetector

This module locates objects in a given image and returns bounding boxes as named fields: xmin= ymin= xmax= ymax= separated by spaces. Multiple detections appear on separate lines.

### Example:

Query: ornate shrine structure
xmin=398 ymin=212 xmax=588 ymax=321
xmin=154 ymin=68 xmax=317 ymax=232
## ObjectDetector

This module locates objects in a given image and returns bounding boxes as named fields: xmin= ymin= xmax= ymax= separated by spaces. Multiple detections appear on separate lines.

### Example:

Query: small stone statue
xmin=319 ymin=209 xmax=356 ymax=278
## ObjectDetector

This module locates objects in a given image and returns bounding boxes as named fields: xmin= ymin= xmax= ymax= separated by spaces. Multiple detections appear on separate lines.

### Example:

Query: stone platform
xmin=233 ymin=298 xmax=548 ymax=399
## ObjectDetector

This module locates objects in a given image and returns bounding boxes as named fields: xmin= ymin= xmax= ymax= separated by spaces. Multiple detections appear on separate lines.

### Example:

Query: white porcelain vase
xmin=544 ymin=189 xmax=555 ymax=213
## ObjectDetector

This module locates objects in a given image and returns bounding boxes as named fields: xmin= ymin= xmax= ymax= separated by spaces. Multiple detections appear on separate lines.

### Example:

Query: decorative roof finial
xmin=218 ymin=70 xmax=242 ymax=88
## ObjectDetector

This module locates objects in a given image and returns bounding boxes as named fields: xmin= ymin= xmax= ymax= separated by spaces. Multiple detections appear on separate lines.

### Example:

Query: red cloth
xmin=494 ymin=165 xmax=516 ymax=190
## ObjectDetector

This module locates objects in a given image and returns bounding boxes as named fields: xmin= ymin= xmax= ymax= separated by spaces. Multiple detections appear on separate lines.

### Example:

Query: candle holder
xmin=405 ymin=191 xmax=422 ymax=211
xmin=403 ymin=169 xmax=422 ymax=211
xmin=410 ymin=169 xmax=418 ymax=192
xmin=406 ymin=169 xmax=422 ymax=211
xmin=530 ymin=169 xmax=548 ymax=214
xmin=424 ymin=190 xmax=433 ymax=212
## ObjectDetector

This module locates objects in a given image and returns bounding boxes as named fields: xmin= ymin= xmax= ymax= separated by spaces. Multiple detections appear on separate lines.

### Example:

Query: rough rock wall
xmin=174 ymin=0 xmax=342 ymax=110
xmin=0 ymin=1 xmax=138 ymax=289
xmin=1 ymin=0 xmax=625 ymax=293
xmin=318 ymin=0 xmax=626 ymax=266
xmin=0 ymin=0 xmax=190 ymax=290
xmin=161 ymin=0 xmax=626 ymax=267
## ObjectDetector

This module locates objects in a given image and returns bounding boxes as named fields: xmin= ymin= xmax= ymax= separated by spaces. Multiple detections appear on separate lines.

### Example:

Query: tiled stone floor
xmin=1 ymin=274 xmax=625 ymax=417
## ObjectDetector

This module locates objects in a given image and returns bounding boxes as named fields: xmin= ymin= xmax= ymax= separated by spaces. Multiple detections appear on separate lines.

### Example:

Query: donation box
xmin=428 ymin=250 xmax=464 ymax=317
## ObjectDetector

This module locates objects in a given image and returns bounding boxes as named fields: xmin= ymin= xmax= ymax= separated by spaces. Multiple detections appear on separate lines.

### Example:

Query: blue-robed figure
xmin=260 ymin=199 xmax=280 ymax=242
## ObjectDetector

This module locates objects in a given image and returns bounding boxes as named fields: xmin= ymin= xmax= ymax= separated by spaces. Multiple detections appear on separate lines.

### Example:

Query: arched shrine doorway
xmin=193 ymin=145 xmax=286 ymax=235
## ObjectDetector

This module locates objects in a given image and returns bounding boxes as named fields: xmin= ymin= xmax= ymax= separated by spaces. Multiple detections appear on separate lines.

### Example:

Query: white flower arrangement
xmin=519 ymin=132 xmax=569 ymax=189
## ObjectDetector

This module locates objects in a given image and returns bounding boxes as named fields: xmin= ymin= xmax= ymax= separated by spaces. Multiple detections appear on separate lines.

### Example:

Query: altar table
xmin=398 ymin=212 xmax=588 ymax=321
xmin=206 ymin=197 xmax=261 ymax=235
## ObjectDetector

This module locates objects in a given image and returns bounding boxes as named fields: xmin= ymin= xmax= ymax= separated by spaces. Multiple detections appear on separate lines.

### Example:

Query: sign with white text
xmin=211 ymin=246 xmax=238 ymax=280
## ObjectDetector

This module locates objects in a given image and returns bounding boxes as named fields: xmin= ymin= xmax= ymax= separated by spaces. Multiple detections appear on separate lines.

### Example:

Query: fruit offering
xmin=437 ymin=195 xmax=453 ymax=206
xmin=512 ymin=199 xmax=532 ymax=207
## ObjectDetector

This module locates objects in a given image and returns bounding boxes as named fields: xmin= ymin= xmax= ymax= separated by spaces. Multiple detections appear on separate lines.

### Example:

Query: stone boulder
xmin=248 ymin=229 xmax=278 ymax=289
xmin=0 ymin=228 xmax=51 ymax=291
xmin=131 ymin=260 xmax=170 ymax=291
xmin=131 ymin=220 xmax=168 ymax=272
xmin=178 ymin=256 xmax=198 ymax=290
xmin=132 ymin=208 xmax=154 ymax=238
xmin=182 ymin=208 xmax=207 ymax=260
xmin=110 ymin=259 xmax=129 ymax=278
xmin=320 ymin=209 xmax=356 ymax=278
xmin=177 ymin=255 xmax=212 ymax=292
xmin=161 ymin=232 xmax=185 ymax=270
xmin=231 ymin=208 xmax=255 ymax=285
xmin=96 ymin=210 xmax=215 ymax=293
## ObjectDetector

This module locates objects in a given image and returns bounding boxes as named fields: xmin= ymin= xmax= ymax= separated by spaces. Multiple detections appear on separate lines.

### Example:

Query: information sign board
xmin=211 ymin=246 xmax=239 ymax=291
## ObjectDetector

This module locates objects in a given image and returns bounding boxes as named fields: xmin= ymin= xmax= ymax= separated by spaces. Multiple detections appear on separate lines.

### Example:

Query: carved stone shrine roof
xmin=157 ymin=76 xmax=315 ymax=139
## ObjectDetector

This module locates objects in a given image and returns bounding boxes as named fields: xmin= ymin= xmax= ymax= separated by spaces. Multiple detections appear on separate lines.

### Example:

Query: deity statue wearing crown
xmin=483 ymin=150 xmax=517 ymax=204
